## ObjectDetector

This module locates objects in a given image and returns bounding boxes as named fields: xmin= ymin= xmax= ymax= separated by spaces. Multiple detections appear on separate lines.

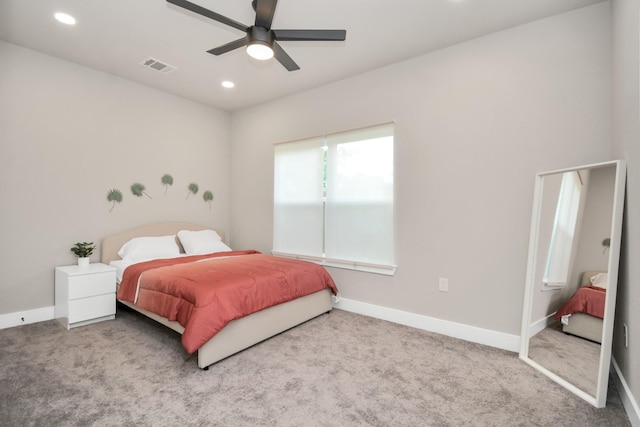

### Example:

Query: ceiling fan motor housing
xmin=249 ymin=26 xmax=274 ymax=48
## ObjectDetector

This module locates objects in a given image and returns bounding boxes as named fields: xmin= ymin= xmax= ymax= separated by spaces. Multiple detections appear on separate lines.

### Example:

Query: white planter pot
xmin=77 ymin=257 xmax=90 ymax=268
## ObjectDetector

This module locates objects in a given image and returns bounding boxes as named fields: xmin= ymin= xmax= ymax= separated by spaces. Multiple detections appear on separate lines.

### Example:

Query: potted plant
xmin=71 ymin=242 xmax=96 ymax=267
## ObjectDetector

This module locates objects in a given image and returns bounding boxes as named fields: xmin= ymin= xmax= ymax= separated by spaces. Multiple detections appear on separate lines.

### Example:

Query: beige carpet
xmin=528 ymin=321 xmax=601 ymax=397
xmin=0 ymin=306 xmax=631 ymax=426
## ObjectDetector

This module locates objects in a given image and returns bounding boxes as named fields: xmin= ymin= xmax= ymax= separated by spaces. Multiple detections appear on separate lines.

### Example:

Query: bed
xmin=554 ymin=271 xmax=606 ymax=343
xmin=101 ymin=222 xmax=337 ymax=369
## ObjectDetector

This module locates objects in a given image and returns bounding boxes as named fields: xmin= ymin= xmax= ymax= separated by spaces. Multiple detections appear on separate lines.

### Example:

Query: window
xmin=543 ymin=171 xmax=583 ymax=288
xmin=273 ymin=123 xmax=395 ymax=274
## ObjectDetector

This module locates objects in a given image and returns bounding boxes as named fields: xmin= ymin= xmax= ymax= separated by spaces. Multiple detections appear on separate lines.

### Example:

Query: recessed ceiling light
xmin=221 ymin=81 xmax=235 ymax=89
xmin=54 ymin=12 xmax=76 ymax=25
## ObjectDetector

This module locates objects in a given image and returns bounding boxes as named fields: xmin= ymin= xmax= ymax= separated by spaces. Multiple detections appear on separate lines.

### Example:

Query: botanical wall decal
xmin=186 ymin=182 xmax=199 ymax=199
xmin=107 ymin=176 xmax=213 ymax=211
xmin=161 ymin=174 xmax=174 ymax=195
xmin=106 ymin=188 xmax=123 ymax=212
xmin=203 ymin=191 xmax=214 ymax=209
xmin=131 ymin=182 xmax=152 ymax=199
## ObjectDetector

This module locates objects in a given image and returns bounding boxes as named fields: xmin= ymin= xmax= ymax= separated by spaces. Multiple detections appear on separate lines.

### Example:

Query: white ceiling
xmin=0 ymin=0 xmax=605 ymax=112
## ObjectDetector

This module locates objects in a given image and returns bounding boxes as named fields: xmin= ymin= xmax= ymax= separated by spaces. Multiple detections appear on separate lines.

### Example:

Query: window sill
xmin=541 ymin=283 xmax=565 ymax=292
xmin=271 ymin=251 xmax=396 ymax=276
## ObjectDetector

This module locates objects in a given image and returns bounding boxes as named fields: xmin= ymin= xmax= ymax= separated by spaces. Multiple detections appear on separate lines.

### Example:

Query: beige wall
xmin=229 ymin=3 xmax=612 ymax=335
xmin=612 ymin=0 xmax=640 ymax=412
xmin=571 ymin=166 xmax=617 ymax=288
xmin=0 ymin=41 xmax=231 ymax=314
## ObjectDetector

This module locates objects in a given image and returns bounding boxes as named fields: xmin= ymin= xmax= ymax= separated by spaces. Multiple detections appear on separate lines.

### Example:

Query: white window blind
xmin=543 ymin=171 xmax=583 ymax=287
xmin=273 ymin=123 xmax=395 ymax=274
xmin=273 ymin=137 xmax=325 ymax=258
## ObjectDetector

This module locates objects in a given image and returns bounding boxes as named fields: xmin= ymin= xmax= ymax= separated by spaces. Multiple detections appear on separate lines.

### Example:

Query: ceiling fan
xmin=166 ymin=0 xmax=347 ymax=71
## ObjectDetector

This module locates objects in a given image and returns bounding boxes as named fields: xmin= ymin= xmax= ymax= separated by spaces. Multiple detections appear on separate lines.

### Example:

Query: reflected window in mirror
xmin=543 ymin=170 xmax=583 ymax=290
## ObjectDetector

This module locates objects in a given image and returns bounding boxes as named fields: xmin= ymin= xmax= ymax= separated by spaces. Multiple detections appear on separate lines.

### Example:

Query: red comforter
xmin=117 ymin=250 xmax=338 ymax=353
xmin=554 ymin=286 xmax=606 ymax=320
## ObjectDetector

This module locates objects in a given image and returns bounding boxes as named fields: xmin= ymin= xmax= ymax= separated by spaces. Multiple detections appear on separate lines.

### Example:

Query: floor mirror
xmin=519 ymin=160 xmax=626 ymax=408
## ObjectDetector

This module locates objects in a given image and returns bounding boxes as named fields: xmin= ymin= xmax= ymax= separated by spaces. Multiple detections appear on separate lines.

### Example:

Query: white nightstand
xmin=54 ymin=263 xmax=117 ymax=329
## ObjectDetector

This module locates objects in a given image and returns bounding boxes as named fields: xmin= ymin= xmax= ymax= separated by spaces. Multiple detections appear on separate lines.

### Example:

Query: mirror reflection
xmin=519 ymin=161 xmax=625 ymax=408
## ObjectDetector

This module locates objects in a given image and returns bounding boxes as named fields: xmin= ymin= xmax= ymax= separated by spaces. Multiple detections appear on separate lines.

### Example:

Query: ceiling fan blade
xmin=273 ymin=29 xmax=346 ymax=41
xmin=254 ymin=0 xmax=278 ymax=29
xmin=166 ymin=0 xmax=248 ymax=32
xmin=273 ymin=41 xmax=300 ymax=72
xmin=207 ymin=36 xmax=249 ymax=56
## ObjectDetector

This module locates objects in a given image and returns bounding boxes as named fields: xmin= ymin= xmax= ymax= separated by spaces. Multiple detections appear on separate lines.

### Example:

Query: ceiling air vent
xmin=140 ymin=57 xmax=177 ymax=74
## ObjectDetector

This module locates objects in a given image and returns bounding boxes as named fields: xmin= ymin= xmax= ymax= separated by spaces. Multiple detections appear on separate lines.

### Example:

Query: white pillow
xmin=117 ymin=235 xmax=181 ymax=262
xmin=590 ymin=272 xmax=608 ymax=290
xmin=177 ymin=229 xmax=232 ymax=255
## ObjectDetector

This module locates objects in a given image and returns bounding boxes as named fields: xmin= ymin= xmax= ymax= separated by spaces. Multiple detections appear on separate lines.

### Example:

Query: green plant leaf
xmin=203 ymin=191 xmax=214 ymax=209
xmin=131 ymin=182 xmax=152 ymax=199
xmin=70 ymin=241 xmax=96 ymax=257
xmin=161 ymin=174 xmax=174 ymax=195
xmin=186 ymin=182 xmax=199 ymax=199
xmin=106 ymin=188 xmax=123 ymax=212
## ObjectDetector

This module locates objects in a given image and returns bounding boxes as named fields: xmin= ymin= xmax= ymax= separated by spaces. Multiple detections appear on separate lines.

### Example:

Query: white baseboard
xmin=529 ymin=312 xmax=556 ymax=338
xmin=0 ymin=306 xmax=55 ymax=330
xmin=333 ymin=297 xmax=520 ymax=352
xmin=612 ymin=358 xmax=640 ymax=427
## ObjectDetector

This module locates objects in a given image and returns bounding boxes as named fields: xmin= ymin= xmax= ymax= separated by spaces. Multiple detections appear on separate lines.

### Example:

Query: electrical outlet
xmin=438 ymin=277 xmax=449 ymax=292
xmin=624 ymin=323 xmax=629 ymax=348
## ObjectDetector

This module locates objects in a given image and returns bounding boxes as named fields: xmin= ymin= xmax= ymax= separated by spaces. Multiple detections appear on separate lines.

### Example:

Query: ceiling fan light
xmin=246 ymin=42 xmax=274 ymax=61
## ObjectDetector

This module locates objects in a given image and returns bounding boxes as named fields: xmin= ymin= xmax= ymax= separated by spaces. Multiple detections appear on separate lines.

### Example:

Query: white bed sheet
xmin=109 ymin=259 xmax=131 ymax=284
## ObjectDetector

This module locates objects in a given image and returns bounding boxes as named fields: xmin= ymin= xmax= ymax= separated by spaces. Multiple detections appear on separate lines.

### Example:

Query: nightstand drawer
xmin=68 ymin=294 xmax=116 ymax=324
xmin=68 ymin=272 xmax=116 ymax=300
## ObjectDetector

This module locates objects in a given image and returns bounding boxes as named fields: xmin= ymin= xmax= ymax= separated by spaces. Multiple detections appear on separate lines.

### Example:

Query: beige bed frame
xmin=101 ymin=222 xmax=333 ymax=369
xmin=561 ymin=271 xmax=605 ymax=344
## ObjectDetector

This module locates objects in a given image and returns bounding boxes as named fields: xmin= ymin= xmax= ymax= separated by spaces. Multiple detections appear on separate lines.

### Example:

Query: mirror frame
xmin=519 ymin=160 xmax=626 ymax=408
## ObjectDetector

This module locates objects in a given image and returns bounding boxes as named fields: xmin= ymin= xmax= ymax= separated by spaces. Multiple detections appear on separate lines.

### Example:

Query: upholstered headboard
xmin=580 ymin=271 xmax=606 ymax=287
xmin=101 ymin=222 xmax=225 ymax=264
